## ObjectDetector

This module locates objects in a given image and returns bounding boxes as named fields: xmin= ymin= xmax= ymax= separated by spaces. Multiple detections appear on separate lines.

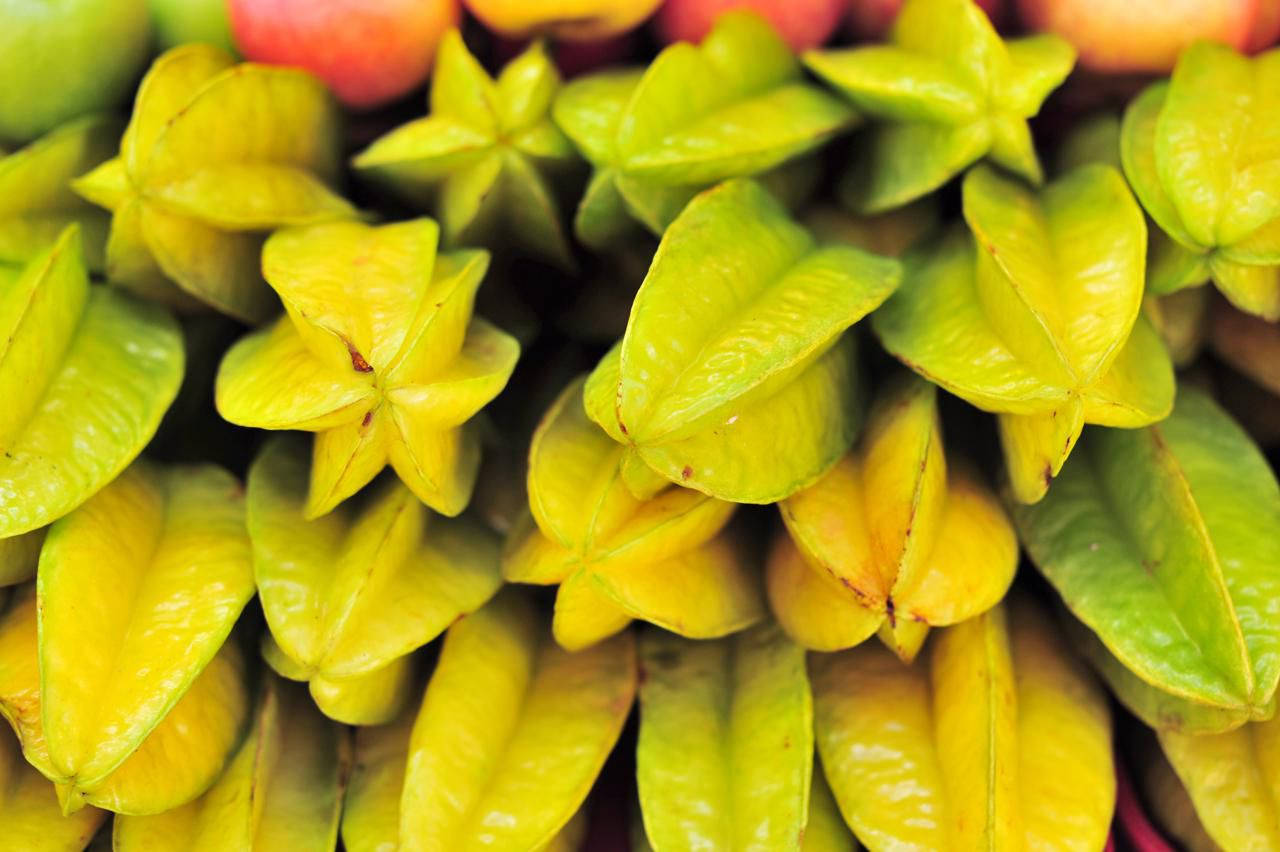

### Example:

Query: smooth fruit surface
xmin=656 ymin=0 xmax=846 ymax=51
xmin=229 ymin=0 xmax=459 ymax=109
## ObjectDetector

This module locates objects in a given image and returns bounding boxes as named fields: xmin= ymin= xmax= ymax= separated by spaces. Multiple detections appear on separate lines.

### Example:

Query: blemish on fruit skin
xmin=361 ymin=411 xmax=373 ymax=427
xmin=681 ymin=466 xmax=693 ymax=481
xmin=346 ymin=339 xmax=373 ymax=373
xmin=885 ymin=596 xmax=897 ymax=627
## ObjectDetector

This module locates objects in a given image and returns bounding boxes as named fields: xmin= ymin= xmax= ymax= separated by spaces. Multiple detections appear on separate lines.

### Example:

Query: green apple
xmin=149 ymin=0 xmax=236 ymax=52
xmin=0 ymin=0 xmax=151 ymax=144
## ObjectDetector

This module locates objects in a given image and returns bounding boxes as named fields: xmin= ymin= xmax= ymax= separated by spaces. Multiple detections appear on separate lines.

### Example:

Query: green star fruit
xmin=805 ymin=0 xmax=1075 ymax=213
xmin=1015 ymin=388 xmax=1280 ymax=734
xmin=353 ymin=32 xmax=578 ymax=269
xmin=0 ymin=114 xmax=121 ymax=273
xmin=215 ymin=219 xmax=520 ymax=519
xmin=246 ymin=435 xmax=503 ymax=725
xmin=502 ymin=376 xmax=764 ymax=652
xmin=0 ymin=225 xmax=184 ymax=539
xmin=72 ymin=43 xmax=357 ymax=324
xmin=552 ymin=11 xmax=855 ymax=248
xmin=635 ymin=623 xmax=813 ymax=851
xmin=873 ymin=163 xmax=1174 ymax=503
xmin=584 ymin=178 xmax=901 ymax=505
xmin=1121 ymin=41 xmax=1280 ymax=320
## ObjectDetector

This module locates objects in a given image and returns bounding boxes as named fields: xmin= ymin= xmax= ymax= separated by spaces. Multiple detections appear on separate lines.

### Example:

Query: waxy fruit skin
xmin=1152 ymin=717 xmax=1280 ymax=851
xmin=553 ymin=11 xmax=855 ymax=247
xmin=585 ymin=178 xmax=901 ymax=504
xmin=247 ymin=435 xmax=503 ymax=724
xmin=0 ymin=115 xmax=122 ymax=272
xmin=1016 ymin=388 xmax=1280 ymax=733
xmin=1121 ymin=41 xmax=1280 ymax=320
xmin=341 ymin=590 xmax=636 ymax=852
xmin=354 ymin=32 xmax=579 ymax=269
xmin=812 ymin=595 xmax=1115 ymax=851
xmin=0 ymin=586 xmax=250 ymax=816
xmin=114 ymin=674 xmax=351 ymax=851
xmin=770 ymin=375 xmax=1017 ymax=660
xmin=874 ymin=164 xmax=1174 ymax=503
xmin=503 ymin=376 xmax=764 ymax=651
xmin=464 ymin=0 xmax=662 ymax=41
xmin=216 ymin=218 xmax=519 ymax=519
xmin=636 ymin=623 xmax=814 ymax=851
xmin=0 ymin=724 xmax=105 ymax=851
xmin=804 ymin=0 xmax=1074 ymax=213
xmin=72 ymin=44 xmax=356 ymax=323
xmin=0 ymin=226 xmax=184 ymax=540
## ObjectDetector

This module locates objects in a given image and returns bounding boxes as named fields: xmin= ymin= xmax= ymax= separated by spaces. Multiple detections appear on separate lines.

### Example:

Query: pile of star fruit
xmin=2 ymin=0 xmax=1279 ymax=848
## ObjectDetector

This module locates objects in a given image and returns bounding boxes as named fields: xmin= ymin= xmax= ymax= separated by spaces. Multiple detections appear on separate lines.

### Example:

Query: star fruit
xmin=353 ymin=32 xmax=578 ymax=269
xmin=812 ymin=595 xmax=1115 ymax=851
xmin=0 ymin=725 xmax=105 ymax=852
xmin=873 ymin=163 xmax=1175 ymax=503
xmin=247 ymin=436 xmax=503 ymax=725
xmin=804 ymin=0 xmax=1075 ymax=213
xmin=1152 ymin=716 xmax=1280 ymax=850
xmin=1121 ymin=41 xmax=1280 ymax=320
xmin=583 ymin=178 xmax=901 ymax=505
xmin=114 ymin=674 xmax=351 ymax=851
xmin=502 ymin=376 xmax=764 ymax=651
xmin=339 ymin=590 xmax=635 ymax=852
xmin=551 ymin=11 xmax=855 ymax=248
xmin=1015 ymin=388 xmax=1280 ymax=734
xmin=72 ymin=43 xmax=356 ymax=323
xmin=216 ymin=218 xmax=520 ymax=519
xmin=635 ymin=623 xmax=813 ymax=850
xmin=768 ymin=375 xmax=1017 ymax=661
xmin=0 ymin=226 xmax=183 ymax=540
xmin=0 ymin=114 xmax=120 ymax=272
xmin=0 ymin=460 xmax=255 ymax=816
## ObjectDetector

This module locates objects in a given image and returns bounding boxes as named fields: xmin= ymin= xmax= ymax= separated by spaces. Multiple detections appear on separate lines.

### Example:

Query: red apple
xmin=655 ymin=0 xmax=846 ymax=51
xmin=228 ymin=0 xmax=459 ymax=109
xmin=1016 ymin=0 xmax=1278 ymax=73
xmin=848 ymin=0 xmax=1004 ymax=40
xmin=464 ymin=0 xmax=663 ymax=41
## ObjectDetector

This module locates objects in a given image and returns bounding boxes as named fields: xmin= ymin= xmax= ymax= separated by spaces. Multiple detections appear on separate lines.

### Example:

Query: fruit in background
xmin=812 ymin=596 xmax=1116 ymax=850
xmin=465 ymin=0 xmax=663 ymax=41
xmin=149 ymin=0 xmax=236 ymax=52
xmin=502 ymin=376 xmax=762 ymax=651
xmin=0 ymin=0 xmax=150 ymax=144
xmin=1121 ymin=42 xmax=1280 ymax=320
xmin=805 ymin=0 xmax=1075 ymax=212
xmin=583 ymin=179 xmax=901 ymax=504
xmin=847 ymin=0 xmax=1003 ymax=40
xmin=215 ymin=220 xmax=519 ymax=518
xmin=1210 ymin=295 xmax=1280 ymax=395
xmin=0 ymin=114 xmax=121 ymax=273
xmin=1018 ymin=0 xmax=1280 ymax=73
xmin=246 ymin=435 xmax=503 ymax=724
xmin=1016 ymin=388 xmax=1280 ymax=733
xmin=228 ymin=0 xmax=459 ymax=109
xmin=769 ymin=375 xmax=1017 ymax=660
xmin=655 ymin=0 xmax=845 ymax=50
xmin=353 ymin=33 xmax=580 ymax=269
xmin=553 ymin=11 xmax=854 ymax=248
xmin=72 ymin=44 xmax=356 ymax=324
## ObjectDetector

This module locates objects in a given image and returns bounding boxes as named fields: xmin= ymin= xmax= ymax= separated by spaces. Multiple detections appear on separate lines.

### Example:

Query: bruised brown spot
xmin=619 ymin=421 xmax=628 ymax=436
xmin=681 ymin=466 xmax=693 ymax=481
xmin=361 ymin=411 xmax=373 ymax=428
xmin=1042 ymin=463 xmax=1054 ymax=488
xmin=782 ymin=736 xmax=791 ymax=749
xmin=345 ymin=338 xmax=373 ymax=373
xmin=885 ymin=596 xmax=896 ymax=627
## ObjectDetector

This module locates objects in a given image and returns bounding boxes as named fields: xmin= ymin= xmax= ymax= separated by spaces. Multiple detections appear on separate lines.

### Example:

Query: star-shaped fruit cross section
xmin=353 ymin=31 xmax=578 ymax=269
xmin=804 ymin=0 xmax=1075 ymax=212
xmin=216 ymin=219 xmax=520 ymax=518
